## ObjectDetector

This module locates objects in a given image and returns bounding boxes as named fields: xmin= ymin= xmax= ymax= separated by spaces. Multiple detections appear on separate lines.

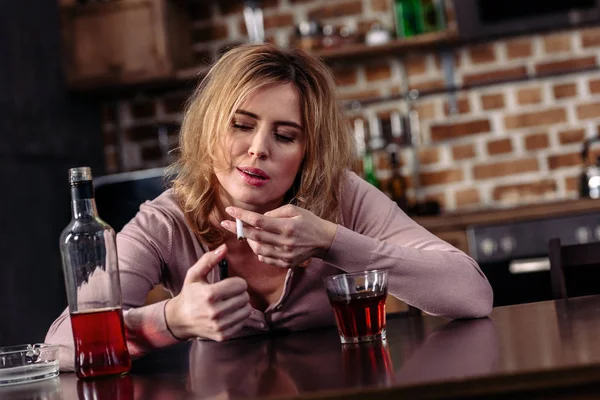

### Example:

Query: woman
xmin=46 ymin=44 xmax=493 ymax=368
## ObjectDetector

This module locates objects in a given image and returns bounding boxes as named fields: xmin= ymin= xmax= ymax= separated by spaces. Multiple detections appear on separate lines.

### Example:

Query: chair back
xmin=548 ymin=238 xmax=600 ymax=299
xmin=94 ymin=168 xmax=171 ymax=232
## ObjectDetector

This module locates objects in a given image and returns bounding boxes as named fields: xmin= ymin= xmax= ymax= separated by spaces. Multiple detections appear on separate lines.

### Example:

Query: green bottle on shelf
xmin=354 ymin=117 xmax=380 ymax=189
xmin=394 ymin=0 xmax=446 ymax=38
xmin=394 ymin=0 xmax=424 ymax=38
xmin=362 ymin=150 xmax=380 ymax=189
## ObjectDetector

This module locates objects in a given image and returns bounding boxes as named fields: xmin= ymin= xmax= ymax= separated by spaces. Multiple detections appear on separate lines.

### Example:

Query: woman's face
xmin=215 ymin=82 xmax=306 ymax=213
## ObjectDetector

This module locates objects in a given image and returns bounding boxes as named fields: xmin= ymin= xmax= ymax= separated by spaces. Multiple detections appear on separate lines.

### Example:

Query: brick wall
xmin=102 ymin=0 xmax=600 ymax=213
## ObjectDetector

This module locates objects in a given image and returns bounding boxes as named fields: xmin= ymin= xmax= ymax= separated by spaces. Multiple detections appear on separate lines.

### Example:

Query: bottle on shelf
xmin=421 ymin=0 xmax=447 ymax=33
xmin=386 ymin=144 xmax=409 ymax=211
xmin=368 ymin=114 xmax=386 ymax=152
xmin=59 ymin=167 xmax=131 ymax=379
xmin=354 ymin=118 xmax=380 ymax=189
xmin=394 ymin=0 xmax=446 ymax=38
xmin=394 ymin=0 xmax=424 ymax=38
xmin=389 ymin=109 xmax=412 ymax=147
xmin=363 ymin=150 xmax=380 ymax=189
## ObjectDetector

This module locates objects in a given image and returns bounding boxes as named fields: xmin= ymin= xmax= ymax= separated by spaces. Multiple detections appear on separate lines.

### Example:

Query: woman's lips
xmin=237 ymin=167 xmax=270 ymax=187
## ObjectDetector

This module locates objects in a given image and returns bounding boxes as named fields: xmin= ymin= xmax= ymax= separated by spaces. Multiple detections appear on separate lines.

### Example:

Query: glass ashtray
xmin=0 ymin=344 xmax=59 ymax=386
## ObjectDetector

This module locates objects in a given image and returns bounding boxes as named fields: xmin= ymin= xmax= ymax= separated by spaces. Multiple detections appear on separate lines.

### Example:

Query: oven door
xmin=467 ymin=212 xmax=600 ymax=307
xmin=480 ymin=258 xmax=553 ymax=307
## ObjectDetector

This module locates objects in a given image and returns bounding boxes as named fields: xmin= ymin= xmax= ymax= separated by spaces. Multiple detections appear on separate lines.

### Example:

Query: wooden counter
xmin=413 ymin=198 xmax=600 ymax=255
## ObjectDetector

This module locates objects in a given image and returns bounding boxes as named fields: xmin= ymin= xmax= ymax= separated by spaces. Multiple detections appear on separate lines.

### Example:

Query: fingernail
xmin=214 ymin=244 xmax=226 ymax=255
xmin=220 ymin=220 xmax=228 ymax=228
xmin=225 ymin=207 xmax=235 ymax=216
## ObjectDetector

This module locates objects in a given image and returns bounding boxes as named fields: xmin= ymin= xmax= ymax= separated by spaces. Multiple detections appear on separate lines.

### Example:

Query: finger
xmin=209 ymin=277 xmax=248 ymax=301
xmin=212 ymin=291 xmax=250 ymax=318
xmin=220 ymin=221 xmax=283 ymax=246
xmin=214 ymin=315 xmax=251 ymax=342
xmin=248 ymin=240 xmax=293 ymax=261
xmin=215 ymin=303 xmax=253 ymax=333
xmin=256 ymin=255 xmax=293 ymax=268
xmin=225 ymin=207 xmax=283 ymax=233
xmin=184 ymin=244 xmax=227 ymax=285
xmin=264 ymin=204 xmax=298 ymax=218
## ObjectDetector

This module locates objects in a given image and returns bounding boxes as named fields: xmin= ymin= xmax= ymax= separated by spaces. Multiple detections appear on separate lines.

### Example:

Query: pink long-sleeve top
xmin=46 ymin=171 xmax=493 ymax=370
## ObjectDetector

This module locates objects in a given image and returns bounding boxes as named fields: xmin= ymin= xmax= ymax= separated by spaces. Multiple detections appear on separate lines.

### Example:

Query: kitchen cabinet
xmin=58 ymin=0 xmax=193 ymax=90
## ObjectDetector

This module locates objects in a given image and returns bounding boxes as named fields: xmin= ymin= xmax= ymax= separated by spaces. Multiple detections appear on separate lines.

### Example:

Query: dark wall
xmin=0 ymin=1 xmax=105 ymax=345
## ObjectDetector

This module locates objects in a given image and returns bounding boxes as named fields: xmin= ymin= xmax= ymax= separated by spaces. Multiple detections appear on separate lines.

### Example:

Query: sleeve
xmin=322 ymin=172 xmax=493 ymax=320
xmin=44 ymin=201 xmax=182 ymax=371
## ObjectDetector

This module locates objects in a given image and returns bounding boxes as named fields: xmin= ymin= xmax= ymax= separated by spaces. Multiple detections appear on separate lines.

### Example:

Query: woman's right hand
xmin=165 ymin=244 xmax=251 ymax=341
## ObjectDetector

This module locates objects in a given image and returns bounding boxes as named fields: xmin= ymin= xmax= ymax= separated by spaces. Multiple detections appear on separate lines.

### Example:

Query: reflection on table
xmin=14 ymin=296 xmax=600 ymax=398
xmin=40 ymin=315 xmax=498 ymax=399
xmin=187 ymin=317 xmax=498 ymax=398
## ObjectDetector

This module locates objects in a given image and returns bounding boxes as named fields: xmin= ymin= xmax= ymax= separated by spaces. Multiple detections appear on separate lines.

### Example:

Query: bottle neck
xmin=70 ymin=181 xmax=98 ymax=219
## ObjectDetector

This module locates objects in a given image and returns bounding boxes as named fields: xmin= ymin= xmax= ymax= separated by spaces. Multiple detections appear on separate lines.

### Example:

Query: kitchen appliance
xmin=453 ymin=0 xmax=600 ymax=40
xmin=579 ymin=136 xmax=600 ymax=199
xmin=467 ymin=213 xmax=600 ymax=306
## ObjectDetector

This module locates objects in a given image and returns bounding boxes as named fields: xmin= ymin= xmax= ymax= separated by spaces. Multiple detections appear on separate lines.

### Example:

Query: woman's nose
xmin=248 ymin=130 xmax=269 ymax=159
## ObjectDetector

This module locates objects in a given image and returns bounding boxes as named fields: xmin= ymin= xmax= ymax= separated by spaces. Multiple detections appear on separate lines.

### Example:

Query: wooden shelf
xmin=312 ymin=29 xmax=459 ymax=62
xmin=171 ymin=30 xmax=459 ymax=86
xmin=74 ymin=29 xmax=459 ymax=95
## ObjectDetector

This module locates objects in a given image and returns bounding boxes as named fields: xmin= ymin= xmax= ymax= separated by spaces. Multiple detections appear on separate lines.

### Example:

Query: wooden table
xmin=6 ymin=296 xmax=600 ymax=399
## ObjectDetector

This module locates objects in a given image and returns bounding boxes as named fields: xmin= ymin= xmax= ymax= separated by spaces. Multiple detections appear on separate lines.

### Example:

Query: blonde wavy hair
xmin=171 ymin=43 xmax=356 ymax=248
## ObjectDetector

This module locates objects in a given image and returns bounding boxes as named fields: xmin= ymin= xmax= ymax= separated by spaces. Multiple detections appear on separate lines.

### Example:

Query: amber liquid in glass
xmin=71 ymin=307 xmax=131 ymax=379
xmin=329 ymin=292 xmax=387 ymax=340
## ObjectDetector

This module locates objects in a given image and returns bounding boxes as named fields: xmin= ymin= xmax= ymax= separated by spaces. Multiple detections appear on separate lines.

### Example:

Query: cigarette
xmin=236 ymin=218 xmax=245 ymax=241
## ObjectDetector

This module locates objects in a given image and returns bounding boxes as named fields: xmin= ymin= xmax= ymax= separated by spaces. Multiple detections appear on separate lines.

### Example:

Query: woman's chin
xmin=231 ymin=195 xmax=284 ymax=212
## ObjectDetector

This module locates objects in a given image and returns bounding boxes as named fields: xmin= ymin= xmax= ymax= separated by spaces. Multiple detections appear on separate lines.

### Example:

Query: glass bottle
xmin=421 ymin=0 xmax=446 ymax=33
xmin=355 ymin=118 xmax=380 ymax=189
xmin=386 ymin=147 xmax=408 ymax=211
xmin=389 ymin=110 xmax=412 ymax=147
xmin=363 ymin=150 xmax=381 ymax=189
xmin=394 ymin=0 xmax=424 ymax=38
xmin=59 ymin=167 xmax=131 ymax=379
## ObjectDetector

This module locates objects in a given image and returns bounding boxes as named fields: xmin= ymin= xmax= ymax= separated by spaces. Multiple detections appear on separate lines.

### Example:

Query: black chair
xmin=548 ymin=238 xmax=600 ymax=300
xmin=94 ymin=168 xmax=173 ymax=304
xmin=94 ymin=168 xmax=171 ymax=232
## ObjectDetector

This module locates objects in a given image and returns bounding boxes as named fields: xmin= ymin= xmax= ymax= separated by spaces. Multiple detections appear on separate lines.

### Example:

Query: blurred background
xmin=5 ymin=0 xmax=600 ymax=345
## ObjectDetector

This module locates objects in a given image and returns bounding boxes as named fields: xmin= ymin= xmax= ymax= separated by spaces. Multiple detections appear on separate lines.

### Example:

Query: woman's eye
xmin=275 ymin=133 xmax=295 ymax=143
xmin=232 ymin=123 xmax=253 ymax=131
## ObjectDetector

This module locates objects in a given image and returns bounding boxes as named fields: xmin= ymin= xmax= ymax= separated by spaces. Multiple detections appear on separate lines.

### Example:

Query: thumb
xmin=183 ymin=244 xmax=227 ymax=285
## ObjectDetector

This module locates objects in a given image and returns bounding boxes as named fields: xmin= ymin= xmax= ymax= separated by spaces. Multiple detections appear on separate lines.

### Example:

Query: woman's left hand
xmin=220 ymin=205 xmax=338 ymax=268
